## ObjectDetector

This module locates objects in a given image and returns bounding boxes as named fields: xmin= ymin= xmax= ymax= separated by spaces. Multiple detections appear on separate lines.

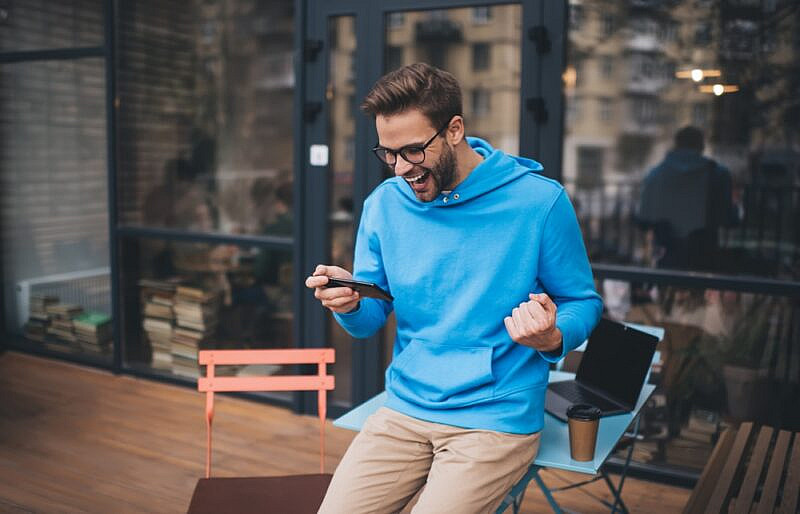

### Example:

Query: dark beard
xmin=411 ymin=144 xmax=457 ymax=202
xmin=431 ymin=144 xmax=457 ymax=193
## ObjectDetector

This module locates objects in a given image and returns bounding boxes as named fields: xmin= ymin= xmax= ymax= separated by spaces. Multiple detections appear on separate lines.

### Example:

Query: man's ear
xmin=445 ymin=115 xmax=465 ymax=146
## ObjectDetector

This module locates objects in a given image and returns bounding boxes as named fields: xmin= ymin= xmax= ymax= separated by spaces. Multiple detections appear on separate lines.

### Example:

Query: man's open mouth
xmin=403 ymin=170 xmax=431 ymax=185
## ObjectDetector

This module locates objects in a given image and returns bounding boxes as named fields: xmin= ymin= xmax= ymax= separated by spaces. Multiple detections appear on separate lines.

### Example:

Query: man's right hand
xmin=305 ymin=265 xmax=361 ymax=314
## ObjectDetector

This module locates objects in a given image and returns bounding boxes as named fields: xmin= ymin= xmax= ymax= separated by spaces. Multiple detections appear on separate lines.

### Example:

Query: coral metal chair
xmin=186 ymin=348 xmax=335 ymax=514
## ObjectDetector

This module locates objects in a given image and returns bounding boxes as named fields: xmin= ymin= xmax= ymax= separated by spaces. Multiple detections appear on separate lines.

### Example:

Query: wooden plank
xmin=684 ymin=427 xmax=737 ymax=514
xmin=198 ymin=348 xmax=335 ymax=366
xmin=734 ymin=426 xmax=773 ymax=514
xmin=756 ymin=430 xmax=792 ymax=514
xmin=706 ymin=422 xmax=755 ymax=514
xmin=198 ymin=375 xmax=335 ymax=393
xmin=778 ymin=433 xmax=800 ymax=514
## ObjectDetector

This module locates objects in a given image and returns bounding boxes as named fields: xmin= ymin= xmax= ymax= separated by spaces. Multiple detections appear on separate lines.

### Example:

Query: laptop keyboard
xmin=549 ymin=381 xmax=621 ymax=412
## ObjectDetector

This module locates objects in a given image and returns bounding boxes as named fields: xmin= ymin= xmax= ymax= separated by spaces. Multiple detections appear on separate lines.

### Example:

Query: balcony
xmin=414 ymin=18 xmax=463 ymax=44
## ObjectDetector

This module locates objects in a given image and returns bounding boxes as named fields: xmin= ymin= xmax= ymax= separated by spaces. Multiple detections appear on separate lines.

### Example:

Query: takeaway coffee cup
xmin=566 ymin=403 xmax=601 ymax=461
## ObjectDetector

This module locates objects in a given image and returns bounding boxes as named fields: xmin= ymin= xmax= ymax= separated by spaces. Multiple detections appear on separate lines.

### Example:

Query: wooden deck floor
xmin=0 ymin=351 xmax=690 ymax=513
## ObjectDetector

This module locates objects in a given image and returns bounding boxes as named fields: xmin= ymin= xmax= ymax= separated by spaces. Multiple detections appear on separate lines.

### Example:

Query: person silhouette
xmin=637 ymin=126 xmax=738 ymax=271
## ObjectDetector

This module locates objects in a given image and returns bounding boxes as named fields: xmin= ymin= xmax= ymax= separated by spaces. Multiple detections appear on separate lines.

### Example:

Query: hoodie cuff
xmin=537 ymin=319 xmax=574 ymax=363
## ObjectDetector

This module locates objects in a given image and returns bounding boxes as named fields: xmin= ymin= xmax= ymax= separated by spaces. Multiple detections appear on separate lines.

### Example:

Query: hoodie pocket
xmin=389 ymin=340 xmax=495 ymax=406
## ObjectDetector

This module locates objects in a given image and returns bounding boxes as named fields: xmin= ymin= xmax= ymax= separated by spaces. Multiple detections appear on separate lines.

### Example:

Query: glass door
xmin=301 ymin=0 xmax=554 ymax=412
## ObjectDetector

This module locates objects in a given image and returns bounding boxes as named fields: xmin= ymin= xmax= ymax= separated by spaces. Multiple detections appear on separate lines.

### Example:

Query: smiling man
xmin=306 ymin=63 xmax=602 ymax=513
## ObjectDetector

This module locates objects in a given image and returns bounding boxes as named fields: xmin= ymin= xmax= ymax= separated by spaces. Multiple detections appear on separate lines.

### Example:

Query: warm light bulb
xmin=691 ymin=69 xmax=703 ymax=82
xmin=713 ymin=84 xmax=724 ymax=96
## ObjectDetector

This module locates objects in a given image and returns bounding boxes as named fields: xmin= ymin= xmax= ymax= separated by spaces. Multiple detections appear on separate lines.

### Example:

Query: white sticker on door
xmin=309 ymin=144 xmax=329 ymax=166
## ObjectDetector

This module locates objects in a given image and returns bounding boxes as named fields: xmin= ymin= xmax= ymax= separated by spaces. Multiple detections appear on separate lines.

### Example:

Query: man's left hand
xmin=504 ymin=293 xmax=562 ymax=353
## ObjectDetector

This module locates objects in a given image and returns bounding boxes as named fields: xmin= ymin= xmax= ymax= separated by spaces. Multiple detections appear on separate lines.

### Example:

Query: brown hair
xmin=361 ymin=63 xmax=462 ymax=130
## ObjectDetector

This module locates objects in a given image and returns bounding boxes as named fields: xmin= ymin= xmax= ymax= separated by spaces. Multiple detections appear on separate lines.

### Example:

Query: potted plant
xmin=719 ymin=297 xmax=773 ymax=421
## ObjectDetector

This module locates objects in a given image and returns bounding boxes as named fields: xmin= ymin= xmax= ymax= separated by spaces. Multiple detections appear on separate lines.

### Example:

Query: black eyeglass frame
xmin=371 ymin=121 xmax=451 ymax=167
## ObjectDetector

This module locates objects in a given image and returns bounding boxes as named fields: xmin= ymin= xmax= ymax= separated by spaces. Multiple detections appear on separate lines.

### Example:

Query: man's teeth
xmin=404 ymin=171 xmax=428 ymax=184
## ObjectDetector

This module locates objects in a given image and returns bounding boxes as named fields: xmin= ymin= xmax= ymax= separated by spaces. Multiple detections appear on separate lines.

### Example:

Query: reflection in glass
xmin=563 ymin=1 xmax=799 ymax=282
xmin=380 ymin=4 xmax=522 ymax=367
xmin=0 ymin=1 xmax=104 ymax=52
xmin=0 ymin=59 xmax=111 ymax=363
xmin=601 ymin=277 xmax=799 ymax=470
xmin=383 ymin=5 xmax=522 ymax=155
xmin=327 ymin=16 xmax=357 ymax=405
xmin=124 ymin=238 xmax=293 ymax=386
xmin=563 ymin=2 xmax=800 ymax=473
xmin=118 ymin=0 xmax=295 ymax=236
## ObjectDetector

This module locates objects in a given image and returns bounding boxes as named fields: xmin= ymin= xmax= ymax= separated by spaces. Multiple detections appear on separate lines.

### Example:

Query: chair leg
xmin=205 ymin=391 xmax=214 ymax=478
xmin=532 ymin=470 xmax=564 ymax=514
xmin=601 ymin=470 xmax=630 ymax=514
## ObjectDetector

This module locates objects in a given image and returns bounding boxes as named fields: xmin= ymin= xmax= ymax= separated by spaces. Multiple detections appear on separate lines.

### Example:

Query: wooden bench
xmin=684 ymin=422 xmax=800 ymax=514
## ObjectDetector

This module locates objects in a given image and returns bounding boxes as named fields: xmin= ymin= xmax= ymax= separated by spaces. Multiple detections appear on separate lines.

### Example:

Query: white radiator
xmin=15 ymin=267 xmax=111 ymax=332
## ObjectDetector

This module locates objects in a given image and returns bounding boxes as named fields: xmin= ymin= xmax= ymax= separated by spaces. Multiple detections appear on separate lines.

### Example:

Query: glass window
xmin=600 ymin=56 xmax=614 ymax=79
xmin=471 ymin=6 xmax=492 ymax=25
xmin=384 ymin=5 xmax=521 ymax=156
xmin=600 ymin=279 xmax=798 ymax=471
xmin=385 ymin=45 xmax=404 ymax=72
xmin=472 ymin=42 xmax=491 ymax=71
xmin=380 ymin=4 xmax=522 ymax=374
xmin=1 ymin=59 xmax=111 ymax=363
xmin=565 ymin=0 xmax=800 ymax=281
xmin=602 ymin=14 xmax=615 ymax=37
xmin=599 ymin=97 xmax=614 ymax=122
xmin=471 ymin=89 xmax=491 ymax=118
xmin=387 ymin=12 xmax=405 ymax=29
xmin=117 ymin=1 xmax=295 ymax=237
xmin=577 ymin=146 xmax=604 ymax=188
xmin=564 ymin=1 xmax=800 ymax=472
xmin=631 ymin=97 xmax=658 ymax=125
xmin=122 ymin=237 xmax=293 ymax=389
xmin=569 ymin=4 xmax=583 ymax=31
xmin=566 ymin=95 xmax=582 ymax=124
xmin=327 ymin=16 xmax=357 ymax=405
xmin=0 ymin=1 xmax=104 ymax=52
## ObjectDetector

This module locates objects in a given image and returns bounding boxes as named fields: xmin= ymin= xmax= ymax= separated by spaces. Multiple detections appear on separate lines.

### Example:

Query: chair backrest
xmin=197 ymin=348 xmax=335 ymax=478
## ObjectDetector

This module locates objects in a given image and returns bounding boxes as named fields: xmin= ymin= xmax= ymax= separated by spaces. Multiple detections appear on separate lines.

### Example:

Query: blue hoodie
xmin=334 ymin=137 xmax=602 ymax=434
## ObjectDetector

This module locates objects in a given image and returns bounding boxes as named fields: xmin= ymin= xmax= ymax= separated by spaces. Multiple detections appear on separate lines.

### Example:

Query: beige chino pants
xmin=318 ymin=407 xmax=541 ymax=514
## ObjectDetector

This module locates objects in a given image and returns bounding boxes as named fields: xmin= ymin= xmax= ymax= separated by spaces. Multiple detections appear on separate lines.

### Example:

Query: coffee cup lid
xmin=566 ymin=403 xmax=601 ymax=421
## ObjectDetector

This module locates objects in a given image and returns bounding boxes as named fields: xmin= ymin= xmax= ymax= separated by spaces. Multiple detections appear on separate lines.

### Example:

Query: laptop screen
xmin=576 ymin=318 xmax=659 ymax=408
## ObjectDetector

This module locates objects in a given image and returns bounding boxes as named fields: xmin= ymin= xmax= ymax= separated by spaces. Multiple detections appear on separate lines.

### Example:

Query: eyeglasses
xmin=371 ymin=123 xmax=449 ymax=167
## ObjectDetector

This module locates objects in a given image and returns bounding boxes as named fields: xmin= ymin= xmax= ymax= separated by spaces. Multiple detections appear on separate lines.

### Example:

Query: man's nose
xmin=394 ymin=154 xmax=414 ymax=176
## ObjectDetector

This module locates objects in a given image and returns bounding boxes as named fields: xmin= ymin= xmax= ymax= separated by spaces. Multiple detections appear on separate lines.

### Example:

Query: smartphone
xmin=323 ymin=277 xmax=394 ymax=302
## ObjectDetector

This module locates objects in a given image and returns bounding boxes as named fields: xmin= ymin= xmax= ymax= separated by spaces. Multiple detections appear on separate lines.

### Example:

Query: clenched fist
xmin=503 ymin=293 xmax=562 ymax=353
xmin=305 ymin=264 xmax=361 ymax=314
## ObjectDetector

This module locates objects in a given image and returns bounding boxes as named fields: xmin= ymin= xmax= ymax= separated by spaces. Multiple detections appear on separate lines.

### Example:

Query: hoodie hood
xmin=394 ymin=136 xmax=543 ymax=206
xmin=662 ymin=148 xmax=713 ymax=174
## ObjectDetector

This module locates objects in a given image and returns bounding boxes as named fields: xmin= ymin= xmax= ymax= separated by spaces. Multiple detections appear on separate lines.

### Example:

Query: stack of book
xmin=23 ymin=294 xmax=59 ymax=342
xmin=73 ymin=311 xmax=112 ymax=355
xmin=139 ymin=278 xmax=178 ymax=371
xmin=44 ymin=303 xmax=84 ymax=352
xmin=171 ymin=285 xmax=220 ymax=378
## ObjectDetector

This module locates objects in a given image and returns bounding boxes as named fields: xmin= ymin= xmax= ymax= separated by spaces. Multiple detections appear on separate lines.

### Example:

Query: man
xmin=638 ymin=126 xmax=738 ymax=271
xmin=306 ymin=63 xmax=602 ymax=513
